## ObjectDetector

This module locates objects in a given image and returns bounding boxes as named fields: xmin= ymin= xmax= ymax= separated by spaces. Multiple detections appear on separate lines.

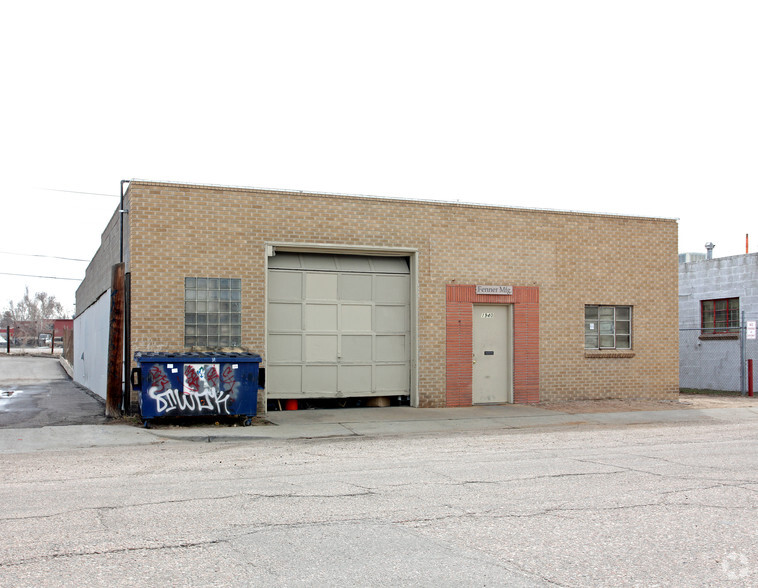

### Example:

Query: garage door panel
xmin=268 ymin=365 xmax=302 ymax=394
xmin=269 ymin=334 xmax=302 ymax=362
xmin=304 ymin=365 xmax=338 ymax=392
xmin=340 ymin=365 xmax=372 ymax=393
xmin=269 ymin=271 xmax=302 ymax=300
xmin=376 ymin=335 xmax=407 ymax=362
xmin=269 ymin=303 xmax=302 ymax=331
xmin=341 ymin=335 xmax=372 ymax=362
xmin=341 ymin=304 xmax=372 ymax=331
xmin=340 ymin=274 xmax=372 ymax=301
xmin=306 ymin=335 xmax=338 ymax=362
xmin=306 ymin=304 xmax=338 ymax=331
xmin=375 ymin=275 xmax=410 ymax=303
xmin=306 ymin=273 xmax=338 ymax=300
xmin=376 ymin=364 xmax=409 ymax=392
xmin=375 ymin=305 xmax=408 ymax=332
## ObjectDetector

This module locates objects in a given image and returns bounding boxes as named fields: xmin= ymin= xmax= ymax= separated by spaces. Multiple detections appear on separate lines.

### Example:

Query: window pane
xmin=185 ymin=289 xmax=196 ymax=301
xmin=220 ymin=278 xmax=230 ymax=289
xmin=585 ymin=306 xmax=598 ymax=320
xmin=599 ymin=321 xmax=614 ymax=334
xmin=231 ymin=279 xmax=241 ymax=289
xmin=185 ymin=313 xmax=196 ymax=324
xmin=598 ymin=307 xmax=614 ymax=319
xmin=197 ymin=278 xmax=207 ymax=289
xmin=185 ymin=301 xmax=196 ymax=312
xmin=599 ymin=335 xmax=615 ymax=348
xmin=585 ymin=335 xmax=598 ymax=348
xmin=185 ymin=336 xmax=196 ymax=346
xmin=616 ymin=321 xmax=630 ymax=335
xmin=616 ymin=335 xmax=630 ymax=349
xmin=584 ymin=320 xmax=596 ymax=335
xmin=616 ymin=307 xmax=630 ymax=320
xmin=185 ymin=278 xmax=196 ymax=288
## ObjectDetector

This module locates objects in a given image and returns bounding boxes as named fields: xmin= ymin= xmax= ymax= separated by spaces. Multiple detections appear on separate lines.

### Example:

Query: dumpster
xmin=132 ymin=352 xmax=262 ymax=426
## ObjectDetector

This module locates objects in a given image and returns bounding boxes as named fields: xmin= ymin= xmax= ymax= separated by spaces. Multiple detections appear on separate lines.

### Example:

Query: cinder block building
xmin=75 ymin=180 xmax=679 ymax=412
xmin=679 ymin=251 xmax=758 ymax=391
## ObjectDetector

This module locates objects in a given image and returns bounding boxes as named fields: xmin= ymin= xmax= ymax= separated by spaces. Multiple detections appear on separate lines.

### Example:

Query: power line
xmin=0 ymin=251 xmax=89 ymax=262
xmin=36 ymin=187 xmax=119 ymax=198
xmin=0 ymin=272 xmax=81 ymax=281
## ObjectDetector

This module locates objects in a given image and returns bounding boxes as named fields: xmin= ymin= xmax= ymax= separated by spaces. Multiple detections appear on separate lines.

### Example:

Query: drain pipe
xmin=119 ymin=180 xmax=130 ymax=263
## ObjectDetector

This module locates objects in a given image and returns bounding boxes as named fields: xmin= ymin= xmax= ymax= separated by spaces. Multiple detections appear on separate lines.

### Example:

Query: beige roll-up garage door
xmin=267 ymin=253 xmax=410 ymax=399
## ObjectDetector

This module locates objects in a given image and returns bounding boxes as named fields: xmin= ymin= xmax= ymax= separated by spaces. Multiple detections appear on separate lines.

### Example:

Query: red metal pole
xmin=749 ymin=359 xmax=754 ymax=397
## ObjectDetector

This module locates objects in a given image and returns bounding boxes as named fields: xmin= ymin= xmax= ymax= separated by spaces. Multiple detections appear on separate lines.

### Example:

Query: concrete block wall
xmin=679 ymin=253 xmax=758 ymax=391
xmin=679 ymin=254 xmax=758 ymax=327
xmin=118 ymin=181 xmax=678 ymax=407
xmin=75 ymin=206 xmax=124 ymax=314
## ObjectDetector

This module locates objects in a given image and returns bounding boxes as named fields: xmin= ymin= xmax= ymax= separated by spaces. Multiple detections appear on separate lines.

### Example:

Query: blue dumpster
xmin=132 ymin=352 xmax=262 ymax=426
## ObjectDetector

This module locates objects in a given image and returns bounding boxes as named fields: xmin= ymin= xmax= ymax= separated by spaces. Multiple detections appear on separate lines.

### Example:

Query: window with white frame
xmin=184 ymin=278 xmax=241 ymax=348
xmin=584 ymin=305 xmax=632 ymax=349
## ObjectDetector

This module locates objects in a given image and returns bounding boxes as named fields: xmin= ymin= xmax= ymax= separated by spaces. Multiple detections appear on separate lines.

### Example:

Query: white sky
xmin=1 ymin=1 xmax=756 ymax=316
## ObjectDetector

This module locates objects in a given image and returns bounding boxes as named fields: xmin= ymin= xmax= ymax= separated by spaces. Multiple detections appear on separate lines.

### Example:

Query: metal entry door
xmin=472 ymin=304 xmax=513 ymax=404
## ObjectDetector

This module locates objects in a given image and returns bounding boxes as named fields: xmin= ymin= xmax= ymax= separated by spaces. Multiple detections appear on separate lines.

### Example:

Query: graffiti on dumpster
xmin=146 ymin=363 xmax=238 ymax=415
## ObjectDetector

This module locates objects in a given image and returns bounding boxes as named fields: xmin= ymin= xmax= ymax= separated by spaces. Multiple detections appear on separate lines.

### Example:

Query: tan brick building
xmin=75 ymin=180 xmax=679 ymax=413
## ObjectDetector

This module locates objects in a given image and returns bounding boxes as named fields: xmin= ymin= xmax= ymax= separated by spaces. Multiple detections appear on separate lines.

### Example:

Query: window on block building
xmin=584 ymin=305 xmax=632 ymax=349
xmin=184 ymin=277 xmax=242 ymax=348
xmin=701 ymin=298 xmax=739 ymax=335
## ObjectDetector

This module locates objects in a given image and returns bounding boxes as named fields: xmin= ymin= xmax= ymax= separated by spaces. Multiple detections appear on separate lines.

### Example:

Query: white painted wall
xmin=74 ymin=289 xmax=111 ymax=400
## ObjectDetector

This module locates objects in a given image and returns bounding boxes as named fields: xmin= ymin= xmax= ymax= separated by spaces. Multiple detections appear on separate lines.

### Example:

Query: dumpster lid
xmin=134 ymin=351 xmax=261 ymax=363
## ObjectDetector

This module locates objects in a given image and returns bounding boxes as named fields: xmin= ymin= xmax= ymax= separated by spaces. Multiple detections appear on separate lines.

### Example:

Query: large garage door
xmin=267 ymin=253 xmax=410 ymax=399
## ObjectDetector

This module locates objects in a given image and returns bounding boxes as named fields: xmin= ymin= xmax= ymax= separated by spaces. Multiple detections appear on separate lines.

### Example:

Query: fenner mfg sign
xmin=476 ymin=285 xmax=513 ymax=295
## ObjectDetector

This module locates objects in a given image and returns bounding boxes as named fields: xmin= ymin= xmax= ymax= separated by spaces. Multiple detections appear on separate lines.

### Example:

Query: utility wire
xmin=0 ymin=251 xmax=89 ymax=262
xmin=36 ymin=187 xmax=119 ymax=198
xmin=0 ymin=272 xmax=81 ymax=281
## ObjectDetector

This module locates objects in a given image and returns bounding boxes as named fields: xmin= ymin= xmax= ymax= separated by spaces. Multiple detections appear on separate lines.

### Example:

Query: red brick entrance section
xmin=446 ymin=285 xmax=539 ymax=406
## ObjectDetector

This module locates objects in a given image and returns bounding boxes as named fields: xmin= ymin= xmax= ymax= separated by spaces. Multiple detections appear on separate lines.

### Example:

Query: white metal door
xmin=472 ymin=304 xmax=513 ymax=404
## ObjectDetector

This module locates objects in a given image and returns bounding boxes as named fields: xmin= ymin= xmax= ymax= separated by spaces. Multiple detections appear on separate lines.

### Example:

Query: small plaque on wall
xmin=476 ymin=285 xmax=513 ymax=296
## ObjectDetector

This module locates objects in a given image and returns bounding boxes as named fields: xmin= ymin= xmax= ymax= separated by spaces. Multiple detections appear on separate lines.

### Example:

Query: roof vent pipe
xmin=705 ymin=242 xmax=715 ymax=260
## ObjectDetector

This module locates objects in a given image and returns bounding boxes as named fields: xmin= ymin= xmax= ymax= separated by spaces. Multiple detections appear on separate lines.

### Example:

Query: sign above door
xmin=475 ymin=285 xmax=513 ymax=296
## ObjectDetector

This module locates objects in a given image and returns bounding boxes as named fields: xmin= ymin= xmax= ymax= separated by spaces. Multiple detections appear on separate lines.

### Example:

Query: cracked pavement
xmin=1 ymin=421 xmax=757 ymax=586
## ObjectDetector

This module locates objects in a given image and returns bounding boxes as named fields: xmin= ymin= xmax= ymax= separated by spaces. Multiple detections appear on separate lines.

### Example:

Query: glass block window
xmin=584 ymin=305 xmax=632 ymax=349
xmin=184 ymin=277 xmax=242 ymax=348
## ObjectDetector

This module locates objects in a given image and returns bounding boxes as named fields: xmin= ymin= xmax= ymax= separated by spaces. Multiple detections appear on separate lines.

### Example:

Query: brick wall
xmin=119 ymin=181 xmax=679 ymax=407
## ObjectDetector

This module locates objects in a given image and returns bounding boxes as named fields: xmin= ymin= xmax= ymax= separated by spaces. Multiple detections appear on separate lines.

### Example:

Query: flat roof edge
xmin=125 ymin=178 xmax=678 ymax=223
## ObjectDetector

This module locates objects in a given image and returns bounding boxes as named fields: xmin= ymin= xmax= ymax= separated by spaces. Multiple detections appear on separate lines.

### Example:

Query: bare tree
xmin=3 ymin=287 xmax=68 ymax=343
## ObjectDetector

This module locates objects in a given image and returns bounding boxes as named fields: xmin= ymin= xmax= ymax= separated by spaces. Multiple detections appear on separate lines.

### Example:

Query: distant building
xmin=679 ymin=250 xmax=758 ymax=391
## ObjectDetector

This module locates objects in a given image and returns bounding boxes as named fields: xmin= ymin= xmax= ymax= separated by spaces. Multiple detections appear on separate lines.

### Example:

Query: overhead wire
xmin=0 ymin=251 xmax=89 ymax=262
xmin=0 ymin=272 xmax=81 ymax=281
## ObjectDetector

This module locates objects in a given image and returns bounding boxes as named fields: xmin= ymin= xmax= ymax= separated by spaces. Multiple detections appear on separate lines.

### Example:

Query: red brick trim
xmin=446 ymin=285 xmax=539 ymax=405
